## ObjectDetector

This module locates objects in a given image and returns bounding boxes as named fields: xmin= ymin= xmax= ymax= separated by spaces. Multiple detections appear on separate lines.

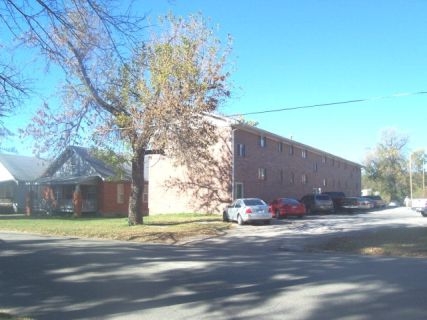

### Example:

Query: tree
xmin=1 ymin=0 xmax=147 ymax=153
xmin=363 ymin=129 xmax=409 ymax=201
xmin=409 ymin=149 xmax=426 ymax=198
xmin=23 ymin=12 xmax=232 ymax=224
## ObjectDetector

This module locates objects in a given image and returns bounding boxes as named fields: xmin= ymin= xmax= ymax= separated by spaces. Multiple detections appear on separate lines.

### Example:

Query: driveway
xmin=196 ymin=206 xmax=427 ymax=248
xmin=1 ymin=207 xmax=427 ymax=320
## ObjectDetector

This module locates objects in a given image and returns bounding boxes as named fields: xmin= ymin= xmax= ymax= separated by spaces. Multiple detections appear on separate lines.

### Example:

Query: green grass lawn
xmin=0 ymin=213 xmax=230 ymax=244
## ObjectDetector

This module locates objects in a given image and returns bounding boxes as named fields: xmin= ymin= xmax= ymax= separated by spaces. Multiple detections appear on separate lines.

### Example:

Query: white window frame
xmin=258 ymin=168 xmax=267 ymax=180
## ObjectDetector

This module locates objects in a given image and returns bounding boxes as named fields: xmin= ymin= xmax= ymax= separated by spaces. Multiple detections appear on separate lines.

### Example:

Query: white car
xmin=223 ymin=198 xmax=271 ymax=225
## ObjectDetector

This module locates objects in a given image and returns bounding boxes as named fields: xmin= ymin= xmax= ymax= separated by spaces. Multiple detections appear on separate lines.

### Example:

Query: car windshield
xmin=283 ymin=198 xmax=299 ymax=205
xmin=243 ymin=199 xmax=265 ymax=206
xmin=316 ymin=195 xmax=331 ymax=201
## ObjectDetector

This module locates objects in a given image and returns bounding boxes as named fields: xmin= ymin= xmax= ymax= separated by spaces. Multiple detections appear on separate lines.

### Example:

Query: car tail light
xmin=245 ymin=207 xmax=252 ymax=214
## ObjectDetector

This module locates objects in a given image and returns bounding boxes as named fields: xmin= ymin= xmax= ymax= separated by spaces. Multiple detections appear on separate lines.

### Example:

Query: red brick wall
xmin=233 ymin=128 xmax=361 ymax=203
xmin=98 ymin=181 xmax=149 ymax=217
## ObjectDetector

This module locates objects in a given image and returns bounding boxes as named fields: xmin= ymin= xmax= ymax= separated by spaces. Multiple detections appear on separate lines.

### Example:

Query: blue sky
xmin=4 ymin=0 xmax=427 ymax=163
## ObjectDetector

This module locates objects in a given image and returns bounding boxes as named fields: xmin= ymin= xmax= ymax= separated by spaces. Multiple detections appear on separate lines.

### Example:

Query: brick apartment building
xmin=146 ymin=115 xmax=362 ymax=214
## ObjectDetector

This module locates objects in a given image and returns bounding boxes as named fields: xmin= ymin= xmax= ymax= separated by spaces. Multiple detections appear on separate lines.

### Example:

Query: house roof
xmin=40 ymin=146 xmax=132 ymax=182
xmin=0 ymin=154 xmax=49 ymax=182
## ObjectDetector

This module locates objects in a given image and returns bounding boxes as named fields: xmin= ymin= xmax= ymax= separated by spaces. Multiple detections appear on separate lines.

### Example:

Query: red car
xmin=269 ymin=198 xmax=306 ymax=218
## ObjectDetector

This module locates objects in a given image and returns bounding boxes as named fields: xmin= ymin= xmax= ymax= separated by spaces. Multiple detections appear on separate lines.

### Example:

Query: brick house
xmin=146 ymin=114 xmax=362 ymax=214
xmin=33 ymin=146 xmax=148 ymax=216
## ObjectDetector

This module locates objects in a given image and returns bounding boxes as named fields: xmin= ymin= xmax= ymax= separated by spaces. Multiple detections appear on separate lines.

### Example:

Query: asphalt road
xmin=1 ymin=207 xmax=427 ymax=320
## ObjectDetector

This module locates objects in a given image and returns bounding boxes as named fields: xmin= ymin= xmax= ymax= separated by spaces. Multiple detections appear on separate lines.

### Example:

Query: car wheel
xmin=275 ymin=210 xmax=281 ymax=219
xmin=237 ymin=214 xmax=244 ymax=225
xmin=222 ymin=211 xmax=229 ymax=222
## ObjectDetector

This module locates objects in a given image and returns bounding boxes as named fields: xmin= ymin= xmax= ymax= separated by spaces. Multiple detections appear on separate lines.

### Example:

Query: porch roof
xmin=35 ymin=175 xmax=102 ymax=185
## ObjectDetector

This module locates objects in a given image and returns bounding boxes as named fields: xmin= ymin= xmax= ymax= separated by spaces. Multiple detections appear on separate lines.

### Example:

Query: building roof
xmin=0 ymin=154 xmax=49 ymax=182
xmin=39 ymin=146 xmax=132 ymax=183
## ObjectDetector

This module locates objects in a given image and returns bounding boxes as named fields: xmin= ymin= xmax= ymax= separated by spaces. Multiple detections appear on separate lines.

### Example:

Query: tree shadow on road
xmin=2 ymin=231 xmax=427 ymax=320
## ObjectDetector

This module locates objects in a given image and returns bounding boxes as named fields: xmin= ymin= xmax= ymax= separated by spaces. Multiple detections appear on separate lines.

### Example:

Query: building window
xmin=302 ymin=149 xmax=307 ymax=159
xmin=313 ymin=162 xmax=318 ymax=172
xmin=117 ymin=183 xmax=125 ymax=204
xmin=323 ymin=178 xmax=327 ymax=187
xmin=322 ymin=156 xmax=327 ymax=164
xmin=143 ymin=189 xmax=148 ymax=203
xmin=280 ymin=169 xmax=284 ymax=183
xmin=301 ymin=174 xmax=308 ymax=184
xmin=289 ymin=145 xmax=294 ymax=155
xmin=237 ymin=143 xmax=246 ymax=157
xmin=290 ymin=172 xmax=295 ymax=184
xmin=259 ymin=136 xmax=267 ymax=148
xmin=277 ymin=142 xmax=283 ymax=152
xmin=235 ymin=183 xmax=244 ymax=199
xmin=258 ymin=168 xmax=267 ymax=180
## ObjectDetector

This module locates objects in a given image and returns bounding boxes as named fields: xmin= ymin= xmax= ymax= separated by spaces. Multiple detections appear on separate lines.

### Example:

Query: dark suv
xmin=300 ymin=194 xmax=334 ymax=214
xmin=322 ymin=191 xmax=346 ymax=211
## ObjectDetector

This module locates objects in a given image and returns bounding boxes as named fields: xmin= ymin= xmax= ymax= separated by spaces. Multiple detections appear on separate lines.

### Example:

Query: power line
xmin=226 ymin=90 xmax=427 ymax=117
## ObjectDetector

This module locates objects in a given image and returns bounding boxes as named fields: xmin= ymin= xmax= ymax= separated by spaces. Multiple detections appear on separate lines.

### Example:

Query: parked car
xmin=340 ymin=197 xmax=359 ymax=212
xmin=269 ymin=198 xmax=306 ymax=218
xmin=356 ymin=197 xmax=375 ymax=210
xmin=223 ymin=198 xmax=272 ymax=225
xmin=341 ymin=197 xmax=375 ymax=212
xmin=411 ymin=198 xmax=427 ymax=216
xmin=300 ymin=194 xmax=334 ymax=214
xmin=388 ymin=200 xmax=401 ymax=207
xmin=361 ymin=195 xmax=386 ymax=209
xmin=322 ymin=191 xmax=346 ymax=211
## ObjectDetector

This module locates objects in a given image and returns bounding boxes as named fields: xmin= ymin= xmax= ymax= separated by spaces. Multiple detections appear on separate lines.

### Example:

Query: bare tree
xmin=23 ymin=12 xmax=232 ymax=224
xmin=0 ymin=0 xmax=145 ymax=143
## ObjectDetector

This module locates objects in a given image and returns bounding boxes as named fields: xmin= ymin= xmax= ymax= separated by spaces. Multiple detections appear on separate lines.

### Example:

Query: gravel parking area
xmin=197 ymin=207 xmax=427 ymax=251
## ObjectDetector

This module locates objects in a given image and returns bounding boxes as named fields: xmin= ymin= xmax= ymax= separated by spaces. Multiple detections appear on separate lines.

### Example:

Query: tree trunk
xmin=128 ymin=148 xmax=145 ymax=225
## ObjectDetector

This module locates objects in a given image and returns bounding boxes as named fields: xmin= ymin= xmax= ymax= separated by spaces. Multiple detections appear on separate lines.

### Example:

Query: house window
xmin=289 ymin=145 xmax=294 ymax=155
xmin=117 ymin=183 xmax=125 ymax=204
xmin=302 ymin=149 xmax=307 ymax=159
xmin=258 ymin=168 xmax=266 ymax=180
xmin=237 ymin=144 xmax=246 ymax=157
xmin=259 ymin=136 xmax=267 ymax=148
xmin=301 ymin=174 xmax=308 ymax=184
xmin=277 ymin=142 xmax=283 ymax=152
xmin=235 ymin=183 xmax=244 ymax=199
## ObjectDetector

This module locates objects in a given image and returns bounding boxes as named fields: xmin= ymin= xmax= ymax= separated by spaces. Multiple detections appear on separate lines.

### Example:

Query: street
xmin=1 ymin=207 xmax=427 ymax=319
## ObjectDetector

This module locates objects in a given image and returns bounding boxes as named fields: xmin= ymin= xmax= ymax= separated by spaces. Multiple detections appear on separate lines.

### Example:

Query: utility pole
xmin=423 ymin=155 xmax=425 ymax=197
xmin=409 ymin=154 xmax=413 ymax=201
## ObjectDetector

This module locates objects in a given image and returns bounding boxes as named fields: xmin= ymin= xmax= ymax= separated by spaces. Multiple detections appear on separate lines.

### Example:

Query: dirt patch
xmin=308 ymin=227 xmax=427 ymax=257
